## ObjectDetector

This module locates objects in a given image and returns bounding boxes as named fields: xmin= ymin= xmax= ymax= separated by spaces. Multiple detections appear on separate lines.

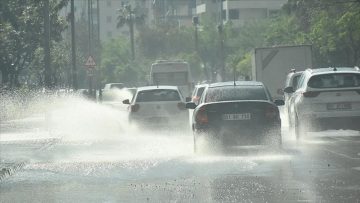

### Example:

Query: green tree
xmin=0 ymin=0 xmax=68 ymax=87
xmin=116 ymin=2 xmax=145 ymax=60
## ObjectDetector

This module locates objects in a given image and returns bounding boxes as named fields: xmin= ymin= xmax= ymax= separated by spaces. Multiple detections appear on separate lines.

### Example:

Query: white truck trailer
xmin=251 ymin=45 xmax=313 ymax=100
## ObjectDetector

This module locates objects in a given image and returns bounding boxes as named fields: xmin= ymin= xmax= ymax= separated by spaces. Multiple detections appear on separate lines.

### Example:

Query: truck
xmin=150 ymin=60 xmax=193 ymax=97
xmin=251 ymin=45 xmax=313 ymax=100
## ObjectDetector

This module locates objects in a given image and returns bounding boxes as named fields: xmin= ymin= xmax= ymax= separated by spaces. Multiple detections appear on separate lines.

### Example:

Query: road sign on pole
xmin=85 ymin=55 xmax=96 ymax=67
xmin=84 ymin=55 xmax=96 ymax=100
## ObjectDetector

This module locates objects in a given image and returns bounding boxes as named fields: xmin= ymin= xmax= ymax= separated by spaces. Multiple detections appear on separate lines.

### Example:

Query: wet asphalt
xmin=1 ymin=114 xmax=360 ymax=203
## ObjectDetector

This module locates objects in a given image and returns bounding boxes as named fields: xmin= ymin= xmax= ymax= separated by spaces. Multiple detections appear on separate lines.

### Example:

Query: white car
xmin=284 ymin=70 xmax=303 ymax=127
xmin=190 ymin=84 xmax=208 ymax=105
xmin=103 ymin=83 xmax=124 ymax=90
xmin=122 ymin=86 xmax=188 ymax=128
xmin=284 ymin=67 xmax=360 ymax=139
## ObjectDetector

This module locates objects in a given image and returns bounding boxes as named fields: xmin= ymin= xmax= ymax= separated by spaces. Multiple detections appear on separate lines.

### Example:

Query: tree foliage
xmin=0 ymin=0 xmax=68 ymax=87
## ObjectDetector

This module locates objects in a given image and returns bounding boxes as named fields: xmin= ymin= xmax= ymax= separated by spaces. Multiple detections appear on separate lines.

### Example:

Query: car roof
xmin=306 ymin=67 xmax=360 ymax=75
xmin=136 ymin=86 xmax=179 ymax=91
xmin=209 ymin=81 xmax=263 ymax=88
xmin=195 ymin=84 xmax=208 ymax=88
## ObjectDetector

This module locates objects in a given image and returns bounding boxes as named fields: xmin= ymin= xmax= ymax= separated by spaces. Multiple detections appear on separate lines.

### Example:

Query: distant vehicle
xmin=186 ymin=81 xmax=284 ymax=153
xmin=190 ymin=84 xmax=208 ymax=105
xmin=187 ymin=84 xmax=209 ymax=127
xmin=284 ymin=67 xmax=360 ymax=140
xmin=101 ymin=84 xmax=132 ymax=111
xmin=75 ymin=89 xmax=91 ymax=99
xmin=104 ymin=83 xmax=124 ymax=90
xmin=252 ymin=45 xmax=312 ymax=100
xmin=123 ymin=86 xmax=188 ymax=128
xmin=150 ymin=60 xmax=193 ymax=97
xmin=284 ymin=70 xmax=304 ymax=127
xmin=125 ymin=87 xmax=137 ymax=96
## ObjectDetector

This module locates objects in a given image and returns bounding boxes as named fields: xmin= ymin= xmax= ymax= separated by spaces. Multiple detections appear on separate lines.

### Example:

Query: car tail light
xmin=177 ymin=102 xmax=186 ymax=110
xmin=265 ymin=106 xmax=278 ymax=119
xmin=303 ymin=91 xmax=320 ymax=98
xmin=130 ymin=104 xmax=140 ymax=112
xmin=195 ymin=106 xmax=208 ymax=124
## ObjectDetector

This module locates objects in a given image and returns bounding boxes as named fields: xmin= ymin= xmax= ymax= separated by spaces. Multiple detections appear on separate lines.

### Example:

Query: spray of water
xmin=1 ymin=90 xmax=296 ymax=182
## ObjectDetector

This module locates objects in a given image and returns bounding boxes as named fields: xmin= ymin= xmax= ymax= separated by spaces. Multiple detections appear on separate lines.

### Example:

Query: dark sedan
xmin=186 ymin=81 xmax=284 ymax=153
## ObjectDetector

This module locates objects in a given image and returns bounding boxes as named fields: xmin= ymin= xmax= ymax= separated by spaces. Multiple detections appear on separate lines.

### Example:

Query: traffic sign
xmin=85 ymin=55 xmax=96 ymax=67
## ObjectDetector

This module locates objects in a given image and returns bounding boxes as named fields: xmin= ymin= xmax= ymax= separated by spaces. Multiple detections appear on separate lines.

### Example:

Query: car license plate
xmin=222 ymin=113 xmax=251 ymax=121
xmin=327 ymin=103 xmax=352 ymax=110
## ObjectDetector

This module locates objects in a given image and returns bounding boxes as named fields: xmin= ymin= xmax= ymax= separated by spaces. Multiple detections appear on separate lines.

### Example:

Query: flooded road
xmin=1 ymin=97 xmax=360 ymax=202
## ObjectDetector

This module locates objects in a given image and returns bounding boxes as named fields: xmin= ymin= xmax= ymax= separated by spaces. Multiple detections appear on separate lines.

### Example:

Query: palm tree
xmin=117 ymin=3 xmax=145 ymax=60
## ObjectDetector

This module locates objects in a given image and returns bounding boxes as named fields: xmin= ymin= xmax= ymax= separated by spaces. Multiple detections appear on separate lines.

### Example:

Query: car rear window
xmin=308 ymin=73 xmax=360 ymax=88
xmin=136 ymin=89 xmax=180 ymax=102
xmin=205 ymin=86 xmax=268 ymax=102
xmin=110 ymin=84 xmax=124 ymax=89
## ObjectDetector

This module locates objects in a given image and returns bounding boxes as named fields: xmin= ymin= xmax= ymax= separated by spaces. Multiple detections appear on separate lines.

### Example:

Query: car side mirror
xmin=283 ymin=86 xmax=294 ymax=94
xmin=122 ymin=99 xmax=130 ymax=104
xmin=274 ymin=99 xmax=285 ymax=106
xmin=185 ymin=102 xmax=197 ymax=109
xmin=185 ymin=97 xmax=191 ymax=102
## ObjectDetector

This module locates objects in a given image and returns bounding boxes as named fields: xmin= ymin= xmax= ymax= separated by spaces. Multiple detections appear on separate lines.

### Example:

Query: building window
xmin=107 ymin=0 xmax=111 ymax=7
xmin=229 ymin=9 xmax=239 ymax=20
xmin=107 ymin=31 xmax=112 ymax=38
xmin=106 ymin=16 xmax=112 ymax=23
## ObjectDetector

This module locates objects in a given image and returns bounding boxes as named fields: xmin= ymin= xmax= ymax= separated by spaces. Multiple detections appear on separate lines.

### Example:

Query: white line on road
xmin=322 ymin=148 xmax=360 ymax=160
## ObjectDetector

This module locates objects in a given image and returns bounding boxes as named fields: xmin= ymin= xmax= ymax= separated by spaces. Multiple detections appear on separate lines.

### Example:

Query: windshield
xmin=205 ymin=86 xmax=268 ymax=102
xmin=153 ymin=72 xmax=188 ymax=86
xmin=308 ymin=73 xmax=360 ymax=88
xmin=110 ymin=84 xmax=124 ymax=89
xmin=136 ymin=89 xmax=180 ymax=102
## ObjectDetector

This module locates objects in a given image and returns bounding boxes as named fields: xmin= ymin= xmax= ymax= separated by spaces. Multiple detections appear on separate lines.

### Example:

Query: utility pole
xmin=218 ymin=24 xmax=225 ymax=82
xmin=70 ymin=0 xmax=77 ymax=90
xmin=97 ymin=0 xmax=100 ymax=43
xmin=218 ymin=0 xmax=225 ymax=82
xmin=88 ymin=0 xmax=92 ymax=55
xmin=44 ymin=0 xmax=52 ymax=88
xmin=193 ymin=16 xmax=199 ymax=53
xmin=96 ymin=0 xmax=101 ymax=100
xmin=128 ymin=5 xmax=135 ymax=61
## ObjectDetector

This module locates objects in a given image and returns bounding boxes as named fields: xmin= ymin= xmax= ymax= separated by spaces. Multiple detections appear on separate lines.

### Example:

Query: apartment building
xmin=196 ymin=0 xmax=286 ymax=26
xmin=62 ymin=0 xmax=196 ymax=42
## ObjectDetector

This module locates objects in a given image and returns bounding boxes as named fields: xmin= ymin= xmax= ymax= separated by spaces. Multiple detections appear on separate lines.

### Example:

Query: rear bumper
xmin=129 ymin=112 xmax=189 ymax=127
xmin=300 ymin=116 xmax=360 ymax=131
xmin=194 ymin=122 xmax=281 ymax=146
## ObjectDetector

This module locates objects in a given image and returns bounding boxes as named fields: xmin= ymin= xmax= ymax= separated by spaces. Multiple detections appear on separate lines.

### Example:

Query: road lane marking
xmin=322 ymin=148 xmax=360 ymax=160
